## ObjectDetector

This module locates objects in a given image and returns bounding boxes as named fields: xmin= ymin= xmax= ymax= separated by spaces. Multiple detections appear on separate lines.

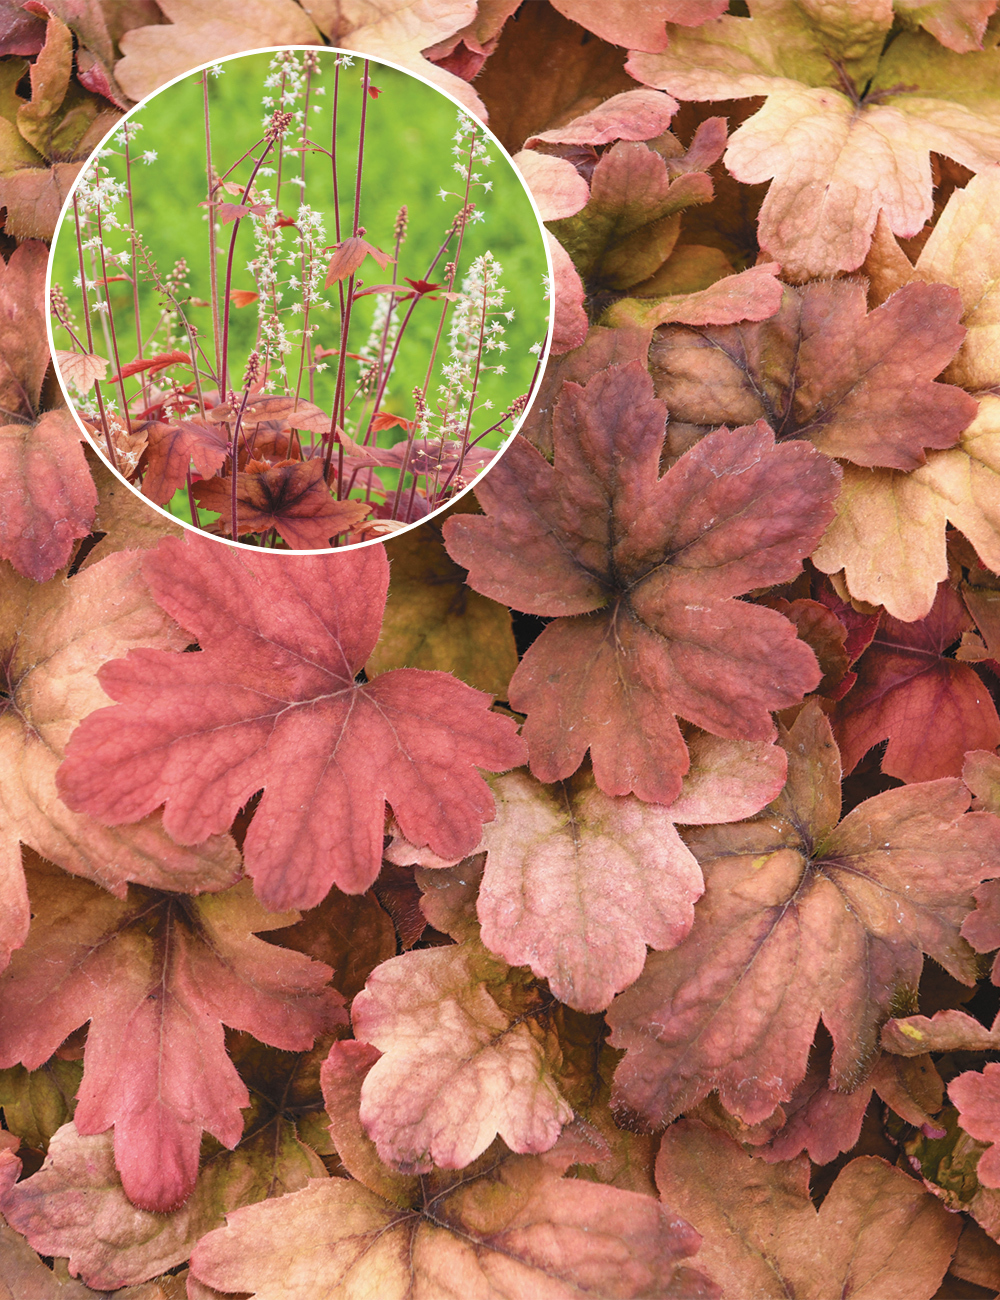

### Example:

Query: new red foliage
xmin=0 ymin=860 xmax=344 ymax=1212
xmin=56 ymin=535 xmax=526 ymax=910
xmin=834 ymin=581 xmax=1000 ymax=783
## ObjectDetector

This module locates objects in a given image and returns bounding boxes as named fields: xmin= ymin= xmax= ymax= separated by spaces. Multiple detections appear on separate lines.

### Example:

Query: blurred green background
xmin=50 ymin=49 xmax=549 ymax=468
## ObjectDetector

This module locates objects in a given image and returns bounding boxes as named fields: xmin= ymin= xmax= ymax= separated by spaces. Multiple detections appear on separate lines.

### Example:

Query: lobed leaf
xmin=113 ymin=0 xmax=322 ymax=100
xmin=815 ymin=395 xmax=1000 ymax=620
xmin=476 ymin=734 xmax=786 ymax=1013
xmin=192 ymin=459 xmax=371 ymax=550
xmin=607 ymin=702 xmax=1000 ymax=1127
xmin=2 ymin=1103 xmax=328 ymax=1292
xmin=656 ymin=1119 xmax=960 ymax=1299
xmin=0 ymin=860 xmax=344 ymax=1212
xmin=57 ymin=535 xmax=526 ymax=910
xmin=833 ymin=581 xmax=1000 ymax=782
xmin=190 ymin=1048 xmax=716 ymax=1300
xmin=351 ymin=939 xmax=573 ymax=1172
xmin=629 ymin=4 xmax=1000 ymax=279
xmin=142 ymin=420 xmax=229 ymax=506
xmin=445 ymin=362 xmax=839 ymax=804
xmin=650 ymin=279 xmax=977 ymax=470
xmin=0 ymin=409 xmax=97 ymax=582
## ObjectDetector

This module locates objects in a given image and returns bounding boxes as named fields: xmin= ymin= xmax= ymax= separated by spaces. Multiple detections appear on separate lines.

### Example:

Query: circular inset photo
xmin=47 ymin=48 xmax=551 ymax=550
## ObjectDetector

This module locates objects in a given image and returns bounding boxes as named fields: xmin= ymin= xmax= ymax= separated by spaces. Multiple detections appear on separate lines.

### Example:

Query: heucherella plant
xmin=49 ymin=48 xmax=548 ymax=549
xmin=6 ymin=3 xmax=1000 ymax=1299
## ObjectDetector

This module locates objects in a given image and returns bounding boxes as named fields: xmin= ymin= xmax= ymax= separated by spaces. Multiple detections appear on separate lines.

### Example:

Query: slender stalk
xmin=122 ymin=132 xmax=148 ymax=412
xmin=292 ymin=59 xmax=314 ymax=407
xmin=72 ymin=194 xmax=117 ymax=467
xmin=325 ymin=61 xmax=371 ymax=493
xmin=218 ymin=140 xmax=275 ymax=399
xmin=453 ymin=266 xmax=492 ymax=484
xmin=230 ymin=385 xmax=252 ymax=541
xmin=186 ymin=469 xmax=202 ymax=528
xmin=50 ymin=305 xmax=87 ymax=353
xmin=203 ymin=73 xmax=223 ymax=393
xmin=94 ymin=204 xmax=134 ymax=436
xmin=422 ymin=139 xmax=477 ymax=403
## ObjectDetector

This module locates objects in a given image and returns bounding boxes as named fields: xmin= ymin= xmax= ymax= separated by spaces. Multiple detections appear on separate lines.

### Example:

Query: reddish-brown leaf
xmin=215 ymin=202 xmax=250 ymax=223
xmin=756 ymin=1048 xmax=944 ymax=1166
xmin=476 ymin=734 xmax=786 ymax=1013
xmin=547 ymin=233 xmax=589 ymax=354
xmin=833 ymin=582 xmax=1000 ymax=783
xmin=548 ymin=140 xmax=713 ymax=292
xmin=474 ymin=3 xmax=636 ymax=155
xmin=192 ymin=458 xmax=370 ymax=549
xmin=57 ymin=535 xmax=527 ymax=910
xmin=768 ymin=597 xmax=852 ymax=698
xmin=264 ymin=886 xmax=396 ymax=1003
xmin=0 ymin=409 xmax=97 ymax=581
xmin=141 ymin=419 xmax=229 ymax=505
xmin=607 ymin=702 xmax=1000 ymax=1128
xmin=656 ymin=1119 xmax=960 ymax=1300
xmin=649 ymin=280 xmax=978 ymax=471
xmin=0 ymin=859 xmax=344 ymax=1212
xmin=0 ymin=1074 xmax=329 ymax=1290
xmin=0 ymin=161 xmax=84 ymax=240
xmin=444 ymin=362 xmax=839 ymax=804
xmin=0 ymin=240 xmax=50 ymax=419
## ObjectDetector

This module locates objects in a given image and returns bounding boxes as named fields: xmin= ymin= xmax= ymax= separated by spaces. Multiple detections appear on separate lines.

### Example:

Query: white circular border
xmin=46 ymin=43 xmax=556 ymax=554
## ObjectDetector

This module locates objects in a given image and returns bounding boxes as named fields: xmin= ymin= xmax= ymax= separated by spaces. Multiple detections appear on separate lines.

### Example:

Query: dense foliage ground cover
xmin=4 ymin=2 xmax=1000 ymax=1298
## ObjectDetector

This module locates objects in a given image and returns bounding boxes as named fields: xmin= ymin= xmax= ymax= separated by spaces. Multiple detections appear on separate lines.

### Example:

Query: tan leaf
xmin=815 ymin=396 xmax=1000 ymax=621
xmin=512 ymin=149 xmax=589 ymax=222
xmin=352 ymin=939 xmax=573 ymax=1171
xmin=80 ymin=449 xmax=184 ymax=571
xmin=114 ymin=0 xmax=322 ymax=100
xmin=657 ymin=1119 xmax=960 ymax=1300
xmin=300 ymin=0 xmax=483 ymax=115
xmin=628 ymin=6 xmax=1000 ymax=280
xmin=54 ymin=349 xmax=107 ymax=395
